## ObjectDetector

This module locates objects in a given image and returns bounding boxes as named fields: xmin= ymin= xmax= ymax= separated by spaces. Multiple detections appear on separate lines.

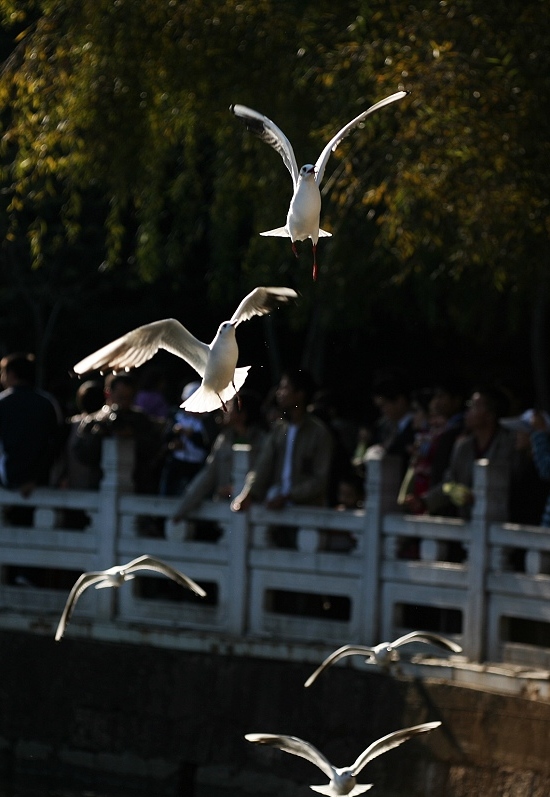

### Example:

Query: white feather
xmin=55 ymin=555 xmax=206 ymax=641
xmin=245 ymin=723 xmax=440 ymax=797
xmin=73 ymin=287 xmax=297 ymax=413
xmin=232 ymin=92 xmax=408 ymax=276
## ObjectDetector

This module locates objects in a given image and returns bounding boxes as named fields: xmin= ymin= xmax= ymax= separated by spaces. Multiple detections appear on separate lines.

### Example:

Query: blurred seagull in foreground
xmin=245 ymin=721 xmax=441 ymax=796
xmin=304 ymin=632 xmax=463 ymax=686
xmin=231 ymin=91 xmax=409 ymax=281
xmin=55 ymin=555 xmax=206 ymax=641
xmin=73 ymin=286 xmax=298 ymax=413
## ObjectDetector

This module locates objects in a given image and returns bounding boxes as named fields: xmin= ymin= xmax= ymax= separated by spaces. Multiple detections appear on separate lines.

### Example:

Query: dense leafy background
xmin=0 ymin=0 xmax=548 ymax=416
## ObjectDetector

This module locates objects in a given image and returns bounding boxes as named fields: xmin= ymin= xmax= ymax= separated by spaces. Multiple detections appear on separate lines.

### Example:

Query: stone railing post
xmin=464 ymin=458 xmax=510 ymax=662
xmin=94 ymin=437 xmax=135 ymax=622
xmin=222 ymin=444 xmax=251 ymax=635
xmin=358 ymin=452 xmax=402 ymax=644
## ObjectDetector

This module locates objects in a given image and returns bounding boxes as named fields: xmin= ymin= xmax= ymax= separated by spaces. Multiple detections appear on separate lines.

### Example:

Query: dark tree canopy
xmin=0 ymin=0 xmax=549 ymax=405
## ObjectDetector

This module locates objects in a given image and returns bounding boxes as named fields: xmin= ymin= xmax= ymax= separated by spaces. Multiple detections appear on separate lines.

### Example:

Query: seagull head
xmin=299 ymin=163 xmax=316 ymax=178
xmin=217 ymin=320 xmax=238 ymax=337
xmin=373 ymin=643 xmax=398 ymax=665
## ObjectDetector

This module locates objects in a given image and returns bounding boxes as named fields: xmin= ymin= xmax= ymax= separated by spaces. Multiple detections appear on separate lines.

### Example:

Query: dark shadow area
xmin=398 ymin=603 xmax=463 ymax=634
xmin=3 ymin=566 xmax=82 ymax=590
xmin=502 ymin=616 xmax=550 ymax=648
xmin=136 ymin=577 xmax=218 ymax=607
xmin=266 ymin=588 xmax=351 ymax=620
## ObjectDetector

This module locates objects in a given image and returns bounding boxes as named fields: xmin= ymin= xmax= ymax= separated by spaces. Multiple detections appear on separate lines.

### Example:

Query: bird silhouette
xmin=231 ymin=91 xmax=409 ymax=280
xmin=73 ymin=286 xmax=298 ymax=413
xmin=55 ymin=555 xmax=206 ymax=640
xmin=245 ymin=721 xmax=441 ymax=796
xmin=304 ymin=632 xmax=463 ymax=686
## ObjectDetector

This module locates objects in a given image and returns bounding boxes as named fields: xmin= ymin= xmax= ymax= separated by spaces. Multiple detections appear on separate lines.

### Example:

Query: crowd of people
xmin=2 ymin=351 xmax=550 ymax=537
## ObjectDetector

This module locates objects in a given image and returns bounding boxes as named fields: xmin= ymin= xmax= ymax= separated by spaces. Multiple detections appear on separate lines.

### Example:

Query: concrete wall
xmin=1 ymin=630 xmax=550 ymax=797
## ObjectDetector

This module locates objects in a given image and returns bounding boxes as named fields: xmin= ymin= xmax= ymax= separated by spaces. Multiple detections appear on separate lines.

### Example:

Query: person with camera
xmin=74 ymin=373 xmax=163 ymax=494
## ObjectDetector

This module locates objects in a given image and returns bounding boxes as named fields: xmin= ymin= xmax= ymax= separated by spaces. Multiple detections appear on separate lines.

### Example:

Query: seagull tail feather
xmin=310 ymin=786 xmax=372 ymax=796
xmin=259 ymin=226 xmax=290 ymax=238
xmin=348 ymin=786 xmax=374 ymax=796
xmin=181 ymin=367 xmax=251 ymax=413
xmin=318 ymin=229 xmax=332 ymax=238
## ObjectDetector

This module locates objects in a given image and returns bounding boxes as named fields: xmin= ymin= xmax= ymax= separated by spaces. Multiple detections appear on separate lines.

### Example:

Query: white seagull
xmin=55 ymin=555 xmax=207 ymax=641
xmin=231 ymin=91 xmax=409 ymax=280
xmin=73 ymin=286 xmax=298 ymax=413
xmin=245 ymin=721 xmax=441 ymax=796
xmin=304 ymin=632 xmax=463 ymax=686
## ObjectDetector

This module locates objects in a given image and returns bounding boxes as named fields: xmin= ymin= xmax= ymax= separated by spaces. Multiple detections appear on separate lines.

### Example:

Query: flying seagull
xmin=304 ymin=632 xmax=463 ymax=686
xmin=231 ymin=91 xmax=409 ymax=280
xmin=55 ymin=555 xmax=206 ymax=641
xmin=245 ymin=721 xmax=441 ymax=796
xmin=73 ymin=286 xmax=298 ymax=413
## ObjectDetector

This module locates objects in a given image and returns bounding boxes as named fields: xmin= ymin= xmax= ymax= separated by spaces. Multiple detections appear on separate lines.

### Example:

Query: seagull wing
xmin=391 ymin=631 xmax=462 ymax=653
xmin=231 ymin=104 xmax=299 ymax=188
xmin=73 ymin=319 xmax=210 ymax=378
xmin=123 ymin=555 xmax=207 ymax=597
xmin=350 ymin=722 xmax=441 ymax=776
xmin=314 ymin=91 xmax=409 ymax=186
xmin=245 ymin=734 xmax=335 ymax=781
xmin=55 ymin=572 xmax=108 ymax=641
xmin=229 ymin=287 xmax=298 ymax=327
xmin=304 ymin=645 xmax=375 ymax=687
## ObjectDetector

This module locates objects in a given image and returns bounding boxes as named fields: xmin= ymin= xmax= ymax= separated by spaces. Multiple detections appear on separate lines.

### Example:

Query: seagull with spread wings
xmin=304 ymin=632 xmax=463 ymax=686
xmin=245 ymin=722 xmax=441 ymax=796
xmin=231 ymin=91 xmax=409 ymax=280
xmin=55 ymin=555 xmax=207 ymax=641
xmin=73 ymin=286 xmax=298 ymax=413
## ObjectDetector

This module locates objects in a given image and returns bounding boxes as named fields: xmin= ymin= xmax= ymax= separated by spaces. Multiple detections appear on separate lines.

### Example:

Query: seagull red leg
xmin=232 ymin=381 xmax=242 ymax=410
xmin=217 ymin=394 xmax=228 ymax=412
xmin=291 ymin=241 xmax=299 ymax=259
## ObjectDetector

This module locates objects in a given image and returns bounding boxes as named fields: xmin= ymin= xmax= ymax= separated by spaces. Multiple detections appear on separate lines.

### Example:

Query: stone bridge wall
xmin=1 ymin=630 xmax=549 ymax=797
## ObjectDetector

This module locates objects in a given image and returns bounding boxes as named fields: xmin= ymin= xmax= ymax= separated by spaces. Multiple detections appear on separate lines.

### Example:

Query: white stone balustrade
xmin=0 ymin=438 xmax=549 ymax=670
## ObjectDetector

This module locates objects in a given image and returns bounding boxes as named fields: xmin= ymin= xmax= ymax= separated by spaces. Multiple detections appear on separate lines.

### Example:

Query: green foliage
xmin=0 ymin=0 xmax=548 ymax=379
